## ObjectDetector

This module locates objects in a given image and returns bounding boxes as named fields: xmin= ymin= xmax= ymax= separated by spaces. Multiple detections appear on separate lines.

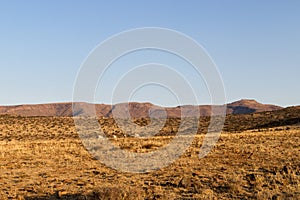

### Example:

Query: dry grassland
xmin=0 ymin=115 xmax=299 ymax=199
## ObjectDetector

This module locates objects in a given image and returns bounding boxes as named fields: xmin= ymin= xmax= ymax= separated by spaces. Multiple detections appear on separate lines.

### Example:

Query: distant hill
xmin=223 ymin=105 xmax=300 ymax=132
xmin=0 ymin=103 xmax=298 ymax=137
xmin=0 ymin=102 xmax=74 ymax=117
xmin=226 ymin=99 xmax=282 ymax=114
xmin=0 ymin=99 xmax=283 ymax=117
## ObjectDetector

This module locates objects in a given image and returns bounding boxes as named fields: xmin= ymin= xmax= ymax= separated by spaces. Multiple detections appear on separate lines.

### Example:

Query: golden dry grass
xmin=0 ymin=115 xmax=299 ymax=199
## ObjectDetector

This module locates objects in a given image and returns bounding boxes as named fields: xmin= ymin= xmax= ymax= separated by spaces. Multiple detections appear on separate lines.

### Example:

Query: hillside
xmin=226 ymin=99 xmax=282 ymax=114
xmin=0 ymin=99 xmax=283 ymax=117
xmin=224 ymin=105 xmax=300 ymax=132
xmin=0 ymin=104 xmax=297 ymax=139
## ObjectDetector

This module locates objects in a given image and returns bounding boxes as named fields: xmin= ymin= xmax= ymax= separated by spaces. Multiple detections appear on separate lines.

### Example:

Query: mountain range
xmin=0 ymin=99 xmax=283 ymax=118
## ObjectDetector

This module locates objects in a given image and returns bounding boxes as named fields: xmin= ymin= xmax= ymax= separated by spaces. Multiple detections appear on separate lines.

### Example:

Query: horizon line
xmin=0 ymin=98 xmax=287 ymax=108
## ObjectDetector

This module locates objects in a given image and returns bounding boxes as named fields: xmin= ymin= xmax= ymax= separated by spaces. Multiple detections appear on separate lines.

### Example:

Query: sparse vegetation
xmin=0 ymin=114 xmax=299 ymax=199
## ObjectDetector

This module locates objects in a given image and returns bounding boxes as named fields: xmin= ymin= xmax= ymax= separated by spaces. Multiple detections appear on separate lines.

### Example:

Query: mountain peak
xmin=239 ymin=99 xmax=258 ymax=103
xmin=227 ymin=99 xmax=282 ymax=114
xmin=228 ymin=99 xmax=260 ymax=106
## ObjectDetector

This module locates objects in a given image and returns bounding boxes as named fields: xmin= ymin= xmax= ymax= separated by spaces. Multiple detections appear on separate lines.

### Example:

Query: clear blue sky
xmin=0 ymin=0 xmax=299 ymax=107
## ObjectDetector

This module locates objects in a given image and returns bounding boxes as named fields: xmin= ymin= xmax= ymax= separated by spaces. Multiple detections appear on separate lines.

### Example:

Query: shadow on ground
xmin=25 ymin=187 xmax=139 ymax=200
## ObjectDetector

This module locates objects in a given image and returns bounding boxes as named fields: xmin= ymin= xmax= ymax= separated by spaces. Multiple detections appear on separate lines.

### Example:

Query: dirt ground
xmin=0 ymin=115 xmax=299 ymax=199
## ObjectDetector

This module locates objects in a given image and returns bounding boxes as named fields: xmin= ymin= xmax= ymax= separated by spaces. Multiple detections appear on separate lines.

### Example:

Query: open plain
xmin=0 ymin=112 xmax=299 ymax=199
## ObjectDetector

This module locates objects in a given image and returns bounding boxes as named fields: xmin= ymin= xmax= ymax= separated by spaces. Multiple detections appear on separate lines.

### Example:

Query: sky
xmin=0 ymin=0 xmax=299 ymax=107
